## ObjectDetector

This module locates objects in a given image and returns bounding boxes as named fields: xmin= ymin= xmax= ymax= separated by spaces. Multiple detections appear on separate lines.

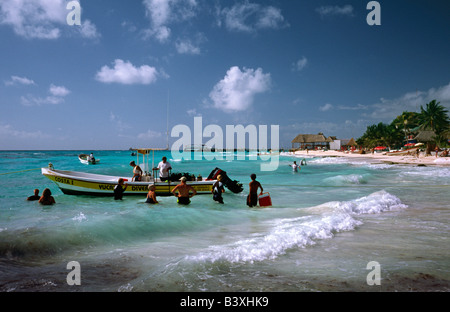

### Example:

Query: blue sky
xmin=1 ymin=0 xmax=449 ymax=150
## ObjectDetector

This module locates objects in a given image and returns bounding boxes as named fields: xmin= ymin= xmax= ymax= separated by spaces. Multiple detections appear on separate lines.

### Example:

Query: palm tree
xmin=418 ymin=100 xmax=450 ymax=135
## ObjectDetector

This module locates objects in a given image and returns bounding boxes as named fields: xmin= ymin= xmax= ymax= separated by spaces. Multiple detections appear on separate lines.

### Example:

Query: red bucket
xmin=258 ymin=192 xmax=272 ymax=207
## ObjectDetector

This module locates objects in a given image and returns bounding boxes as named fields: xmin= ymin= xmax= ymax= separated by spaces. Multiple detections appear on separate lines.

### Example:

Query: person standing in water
xmin=212 ymin=175 xmax=225 ymax=204
xmin=247 ymin=173 xmax=263 ymax=207
xmin=290 ymin=161 xmax=301 ymax=172
xmin=114 ymin=178 xmax=128 ymax=200
xmin=146 ymin=184 xmax=158 ymax=204
xmin=38 ymin=188 xmax=55 ymax=205
xmin=172 ymin=176 xmax=196 ymax=205
xmin=27 ymin=189 xmax=40 ymax=201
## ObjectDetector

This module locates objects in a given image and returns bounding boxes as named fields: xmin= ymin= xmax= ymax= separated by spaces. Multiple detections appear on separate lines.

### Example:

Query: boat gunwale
xmin=41 ymin=168 xmax=216 ymax=186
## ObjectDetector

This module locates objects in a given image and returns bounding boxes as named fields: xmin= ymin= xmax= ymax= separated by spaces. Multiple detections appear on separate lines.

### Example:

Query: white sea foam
xmin=308 ymin=157 xmax=368 ymax=166
xmin=366 ymin=163 xmax=396 ymax=170
xmin=400 ymin=166 xmax=450 ymax=178
xmin=72 ymin=212 xmax=87 ymax=222
xmin=434 ymin=158 xmax=450 ymax=164
xmin=323 ymin=174 xmax=367 ymax=185
xmin=188 ymin=191 xmax=407 ymax=264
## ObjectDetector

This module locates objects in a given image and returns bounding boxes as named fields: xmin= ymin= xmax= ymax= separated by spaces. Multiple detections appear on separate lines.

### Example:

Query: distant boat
xmin=386 ymin=147 xmax=419 ymax=156
xmin=183 ymin=144 xmax=211 ymax=152
xmin=78 ymin=154 xmax=100 ymax=165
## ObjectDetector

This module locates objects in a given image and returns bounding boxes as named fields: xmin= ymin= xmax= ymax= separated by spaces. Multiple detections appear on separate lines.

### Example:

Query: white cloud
xmin=0 ymin=0 xmax=100 ymax=39
xmin=5 ymin=75 xmax=36 ymax=86
xmin=187 ymin=108 xmax=201 ymax=117
xmin=319 ymin=103 xmax=333 ymax=111
xmin=338 ymin=104 xmax=368 ymax=110
xmin=78 ymin=19 xmax=101 ymax=39
xmin=175 ymin=38 xmax=200 ymax=55
xmin=142 ymin=0 xmax=198 ymax=42
xmin=217 ymin=1 xmax=287 ymax=33
xmin=95 ymin=59 xmax=159 ymax=85
xmin=292 ymin=57 xmax=308 ymax=72
xmin=368 ymin=82 xmax=450 ymax=120
xmin=20 ymin=83 xmax=70 ymax=106
xmin=49 ymin=84 xmax=70 ymax=97
xmin=209 ymin=66 xmax=271 ymax=113
xmin=21 ymin=95 xmax=63 ymax=106
xmin=316 ymin=5 xmax=354 ymax=17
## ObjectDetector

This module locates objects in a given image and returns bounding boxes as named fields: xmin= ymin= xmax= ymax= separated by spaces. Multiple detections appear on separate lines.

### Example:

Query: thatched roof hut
xmin=414 ymin=130 xmax=436 ymax=142
xmin=291 ymin=133 xmax=333 ymax=149
xmin=346 ymin=138 xmax=357 ymax=146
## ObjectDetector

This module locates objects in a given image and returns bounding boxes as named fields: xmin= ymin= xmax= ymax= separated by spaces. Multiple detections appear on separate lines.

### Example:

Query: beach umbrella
xmin=374 ymin=146 xmax=386 ymax=150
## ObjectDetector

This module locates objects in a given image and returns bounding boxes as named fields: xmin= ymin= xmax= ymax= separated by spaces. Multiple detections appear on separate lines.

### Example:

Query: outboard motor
xmin=207 ymin=168 xmax=243 ymax=193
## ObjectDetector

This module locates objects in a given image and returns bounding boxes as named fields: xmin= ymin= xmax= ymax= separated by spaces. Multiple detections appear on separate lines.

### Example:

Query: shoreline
xmin=291 ymin=150 xmax=450 ymax=167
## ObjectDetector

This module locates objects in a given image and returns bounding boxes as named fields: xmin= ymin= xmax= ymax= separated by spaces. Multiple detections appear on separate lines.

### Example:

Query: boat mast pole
xmin=166 ymin=89 xmax=169 ymax=150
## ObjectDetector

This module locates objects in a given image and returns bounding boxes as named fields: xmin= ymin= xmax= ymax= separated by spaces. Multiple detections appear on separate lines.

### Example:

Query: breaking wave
xmin=187 ymin=191 xmax=407 ymax=264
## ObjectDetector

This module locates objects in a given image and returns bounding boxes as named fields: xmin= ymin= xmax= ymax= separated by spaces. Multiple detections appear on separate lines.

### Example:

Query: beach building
xmin=329 ymin=138 xmax=357 ymax=150
xmin=291 ymin=133 xmax=334 ymax=150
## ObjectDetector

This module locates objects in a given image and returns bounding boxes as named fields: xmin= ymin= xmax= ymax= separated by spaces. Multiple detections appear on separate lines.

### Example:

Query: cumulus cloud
xmin=316 ymin=5 xmax=354 ymax=17
xmin=95 ymin=59 xmax=159 ymax=85
xmin=5 ymin=75 xmax=36 ymax=86
xmin=142 ymin=0 xmax=198 ymax=42
xmin=209 ymin=66 xmax=271 ymax=113
xmin=217 ymin=1 xmax=287 ymax=33
xmin=78 ymin=20 xmax=101 ymax=39
xmin=0 ymin=0 xmax=100 ymax=39
xmin=49 ymin=84 xmax=70 ymax=97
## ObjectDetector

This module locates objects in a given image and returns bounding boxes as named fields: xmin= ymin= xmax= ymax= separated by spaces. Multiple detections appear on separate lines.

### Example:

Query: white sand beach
xmin=292 ymin=149 xmax=450 ymax=166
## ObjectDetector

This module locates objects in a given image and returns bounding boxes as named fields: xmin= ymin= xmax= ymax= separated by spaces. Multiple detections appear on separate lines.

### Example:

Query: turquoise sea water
xmin=0 ymin=150 xmax=449 ymax=292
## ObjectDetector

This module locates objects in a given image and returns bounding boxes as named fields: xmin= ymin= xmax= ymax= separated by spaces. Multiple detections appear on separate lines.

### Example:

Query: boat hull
xmin=42 ymin=168 xmax=214 ymax=196
xmin=386 ymin=147 xmax=419 ymax=156
xmin=79 ymin=154 xmax=100 ymax=165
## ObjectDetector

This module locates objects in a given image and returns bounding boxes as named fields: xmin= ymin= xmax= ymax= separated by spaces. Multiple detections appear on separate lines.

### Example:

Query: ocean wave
xmin=434 ymin=158 xmax=450 ymax=164
xmin=187 ymin=191 xmax=407 ymax=264
xmin=400 ymin=166 xmax=450 ymax=178
xmin=323 ymin=174 xmax=367 ymax=185
xmin=308 ymin=157 xmax=368 ymax=166
xmin=366 ymin=163 xmax=396 ymax=170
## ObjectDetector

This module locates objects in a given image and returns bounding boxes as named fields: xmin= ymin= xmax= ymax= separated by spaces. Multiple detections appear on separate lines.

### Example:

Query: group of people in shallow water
xmin=26 ymin=188 xmax=56 ymax=205
xmin=27 ymin=159 xmax=302 ymax=207
xmin=114 ymin=172 xmax=264 ymax=207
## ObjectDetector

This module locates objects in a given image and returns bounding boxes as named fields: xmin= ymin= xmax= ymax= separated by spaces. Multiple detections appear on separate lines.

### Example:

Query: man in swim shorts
xmin=171 ymin=176 xmax=196 ymax=205
xmin=247 ymin=173 xmax=263 ymax=207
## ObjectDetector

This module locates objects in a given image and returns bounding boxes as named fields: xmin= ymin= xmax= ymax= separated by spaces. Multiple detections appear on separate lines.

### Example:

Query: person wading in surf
xmin=172 ymin=176 xmax=197 ymax=205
